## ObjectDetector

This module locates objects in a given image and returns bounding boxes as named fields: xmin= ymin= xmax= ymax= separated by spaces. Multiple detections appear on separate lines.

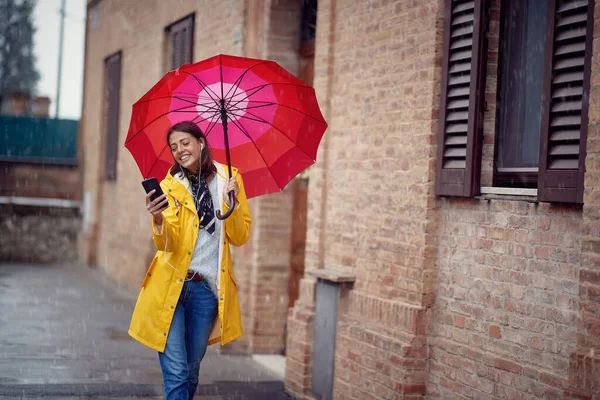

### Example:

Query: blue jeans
xmin=158 ymin=279 xmax=218 ymax=400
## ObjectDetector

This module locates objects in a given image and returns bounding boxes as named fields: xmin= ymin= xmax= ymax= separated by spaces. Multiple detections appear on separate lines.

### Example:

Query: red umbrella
xmin=125 ymin=54 xmax=327 ymax=218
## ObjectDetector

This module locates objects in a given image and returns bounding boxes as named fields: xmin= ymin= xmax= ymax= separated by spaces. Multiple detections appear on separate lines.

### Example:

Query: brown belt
xmin=186 ymin=272 xmax=204 ymax=281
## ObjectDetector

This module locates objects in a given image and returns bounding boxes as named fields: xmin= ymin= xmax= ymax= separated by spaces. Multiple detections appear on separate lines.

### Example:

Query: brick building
xmin=79 ymin=0 xmax=313 ymax=356
xmin=80 ymin=0 xmax=600 ymax=399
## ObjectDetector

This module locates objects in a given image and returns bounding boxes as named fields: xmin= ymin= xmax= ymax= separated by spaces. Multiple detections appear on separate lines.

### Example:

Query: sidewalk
xmin=0 ymin=263 xmax=290 ymax=399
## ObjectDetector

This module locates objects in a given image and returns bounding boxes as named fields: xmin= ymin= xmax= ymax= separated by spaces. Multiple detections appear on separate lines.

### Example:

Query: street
xmin=0 ymin=263 xmax=289 ymax=399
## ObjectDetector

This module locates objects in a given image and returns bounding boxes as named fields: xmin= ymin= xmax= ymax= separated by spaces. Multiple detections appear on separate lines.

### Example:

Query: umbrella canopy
xmin=125 ymin=54 xmax=327 ymax=199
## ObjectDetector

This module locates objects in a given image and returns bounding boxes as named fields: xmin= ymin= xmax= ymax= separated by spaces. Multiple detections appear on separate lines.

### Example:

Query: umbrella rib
xmin=222 ymin=60 xmax=272 ymax=107
xmin=224 ymin=110 xmax=266 ymax=124
xmin=227 ymin=82 xmax=324 ymax=120
xmin=230 ymin=82 xmax=310 ymax=105
xmin=226 ymin=84 xmax=270 ymax=110
xmin=145 ymin=144 xmax=171 ymax=179
xmin=191 ymin=109 xmax=220 ymax=125
xmin=203 ymin=112 xmax=223 ymax=139
xmin=173 ymin=95 xmax=220 ymax=112
xmin=181 ymin=71 xmax=222 ymax=105
xmin=227 ymin=116 xmax=282 ymax=189
xmin=240 ymin=82 xmax=312 ymax=93
xmin=227 ymin=109 xmax=316 ymax=162
xmin=231 ymin=99 xmax=327 ymax=124
xmin=133 ymin=93 xmax=197 ymax=105
xmin=223 ymin=60 xmax=313 ymax=109
xmin=219 ymin=113 xmax=252 ymax=141
xmin=134 ymin=92 xmax=222 ymax=105
xmin=203 ymin=113 xmax=222 ymax=137
xmin=227 ymin=102 xmax=276 ymax=112
xmin=125 ymin=103 xmax=210 ymax=144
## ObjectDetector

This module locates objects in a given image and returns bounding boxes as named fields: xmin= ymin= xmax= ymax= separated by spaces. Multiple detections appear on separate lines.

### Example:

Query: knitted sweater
xmin=187 ymin=176 xmax=220 ymax=298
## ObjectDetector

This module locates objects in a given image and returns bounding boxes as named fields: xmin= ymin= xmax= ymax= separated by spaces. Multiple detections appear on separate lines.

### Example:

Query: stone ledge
xmin=0 ymin=196 xmax=80 ymax=209
xmin=308 ymin=268 xmax=356 ymax=283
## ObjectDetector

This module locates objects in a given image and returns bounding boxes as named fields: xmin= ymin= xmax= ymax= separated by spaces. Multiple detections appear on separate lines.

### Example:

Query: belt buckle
xmin=186 ymin=272 xmax=202 ymax=281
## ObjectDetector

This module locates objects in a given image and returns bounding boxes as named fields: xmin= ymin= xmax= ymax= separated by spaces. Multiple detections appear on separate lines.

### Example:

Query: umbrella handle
xmin=216 ymin=191 xmax=236 ymax=220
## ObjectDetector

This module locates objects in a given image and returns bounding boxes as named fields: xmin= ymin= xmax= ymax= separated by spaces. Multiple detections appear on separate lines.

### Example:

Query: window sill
xmin=476 ymin=187 xmax=538 ymax=203
xmin=308 ymin=268 xmax=356 ymax=283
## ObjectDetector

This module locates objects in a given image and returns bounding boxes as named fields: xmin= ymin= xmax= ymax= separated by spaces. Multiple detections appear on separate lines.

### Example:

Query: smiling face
xmin=169 ymin=130 xmax=204 ymax=173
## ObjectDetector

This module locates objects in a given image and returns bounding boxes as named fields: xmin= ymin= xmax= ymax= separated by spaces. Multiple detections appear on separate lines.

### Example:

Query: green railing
xmin=0 ymin=116 xmax=78 ymax=165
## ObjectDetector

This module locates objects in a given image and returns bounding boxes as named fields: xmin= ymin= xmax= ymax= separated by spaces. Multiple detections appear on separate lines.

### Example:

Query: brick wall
xmin=268 ymin=0 xmax=301 ymax=75
xmin=567 ymin=3 xmax=600 ymax=398
xmin=82 ymin=0 xmax=306 ymax=358
xmin=286 ymin=0 xmax=600 ymax=399
xmin=430 ymin=200 xmax=583 ymax=398
xmin=286 ymin=0 xmax=443 ymax=397
xmin=80 ymin=0 xmax=245 ymax=288
xmin=222 ymin=0 xmax=303 ymax=355
xmin=428 ymin=1 xmax=600 ymax=398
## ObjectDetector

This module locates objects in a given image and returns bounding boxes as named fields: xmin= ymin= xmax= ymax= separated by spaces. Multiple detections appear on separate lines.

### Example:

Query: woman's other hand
xmin=146 ymin=190 xmax=168 ymax=225
xmin=223 ymin=177 xmax=240 ymax=207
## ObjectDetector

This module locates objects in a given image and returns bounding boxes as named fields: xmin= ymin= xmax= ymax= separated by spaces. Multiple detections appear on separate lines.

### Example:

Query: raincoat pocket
xmin=228 ymin=269 xmax=238 ymax=288
xmin=141 ymin=256 xmax=158 ymax=288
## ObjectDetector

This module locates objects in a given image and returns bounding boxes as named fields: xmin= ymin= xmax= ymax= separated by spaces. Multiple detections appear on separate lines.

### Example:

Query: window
xmin=436 ymin=0 xmax=594 ymax=204
xmin=166 ymin=14 xmax=194 ymax=70
xmin=495 ymin=0 xmax=548 ymax=188
xmin=104 ymin=51 xmax=121 ymax=181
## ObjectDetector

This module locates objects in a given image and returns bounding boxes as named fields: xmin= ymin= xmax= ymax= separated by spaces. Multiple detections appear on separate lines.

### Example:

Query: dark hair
xmin=167 ymin=121 xmax=215 ymax=177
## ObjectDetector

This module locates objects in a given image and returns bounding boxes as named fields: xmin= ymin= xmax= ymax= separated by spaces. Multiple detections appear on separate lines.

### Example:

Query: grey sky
xmin=33 ymin=0 xmax=86 ymax=120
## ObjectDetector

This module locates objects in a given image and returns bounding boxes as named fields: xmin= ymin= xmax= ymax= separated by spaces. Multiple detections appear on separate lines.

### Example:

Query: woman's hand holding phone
xmin=146 ymin=190 xmax=169 ymax=226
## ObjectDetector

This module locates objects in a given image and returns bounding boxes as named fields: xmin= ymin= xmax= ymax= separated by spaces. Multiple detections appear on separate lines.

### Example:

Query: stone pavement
xmin=0 ymin=263 xmax=290 ymax=399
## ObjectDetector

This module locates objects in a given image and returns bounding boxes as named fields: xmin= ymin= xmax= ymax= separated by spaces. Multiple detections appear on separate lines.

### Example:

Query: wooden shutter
xmin=538 ymin=0 xmax=594 ymax=203
xmin=105 ymin=52 xmax=121 ymax=181
xmin=169 ymin=15 xmax=194 ymax=70
xmin=435 ymin=0 xmax=488 ymax=197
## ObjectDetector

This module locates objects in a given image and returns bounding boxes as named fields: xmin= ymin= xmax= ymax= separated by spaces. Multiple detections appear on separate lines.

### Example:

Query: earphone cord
xmin=162 ymin=159 xmax=202 ymax=277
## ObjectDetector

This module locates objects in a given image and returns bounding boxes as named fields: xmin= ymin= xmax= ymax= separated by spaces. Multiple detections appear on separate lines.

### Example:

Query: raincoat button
xmin=163 ymin=332 xmax=166 ymax=336
xmin=171 ymin=305 xmax=174 ymax=309
xmin=220 ymin=297 xmax=223 ymax=301
xmin=179 ymin=278 xmax=183 ymax=282
xmin=188 ymin=252 xmax=191 ymax=255
xmin=168 ymin=189 xmax=171 ymax=192
xmin=185 ymin=202 xmax=188 ymax=205
xmin=222 ymin=269 xmax=225 ymax=272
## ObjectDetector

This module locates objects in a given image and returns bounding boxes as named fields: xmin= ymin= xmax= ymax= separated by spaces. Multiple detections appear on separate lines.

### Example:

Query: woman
xmin=128 ymin=121 xmax=251 ymax=400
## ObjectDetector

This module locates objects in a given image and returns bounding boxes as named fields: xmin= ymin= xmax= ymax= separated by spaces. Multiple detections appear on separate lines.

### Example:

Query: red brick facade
xmin=286 ymin=0 xmax=600 ymax=399
xmin=80 ymin=0 xmax=600 ymax=398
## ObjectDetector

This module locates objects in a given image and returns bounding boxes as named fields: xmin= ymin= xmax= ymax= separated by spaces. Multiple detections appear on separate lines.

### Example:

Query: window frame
xmin=492 ymin=0 xmax=548 ymax=189
xmin=166 ymin=13 xmax=195 ymax=71
xmin=104 ymin=51 xmax=121 ymax=182
xmin=537 ymin=0 xmax=594 ymax=203
xmin=435 ymin=0 xmax=488 ymax=197
xmin=435 ymin=0 xmax=595 ymax=204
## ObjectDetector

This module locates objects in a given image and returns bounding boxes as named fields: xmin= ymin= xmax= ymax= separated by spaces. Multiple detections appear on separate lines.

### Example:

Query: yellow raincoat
xmin=129 ymin=162 xmax=251 ymax=352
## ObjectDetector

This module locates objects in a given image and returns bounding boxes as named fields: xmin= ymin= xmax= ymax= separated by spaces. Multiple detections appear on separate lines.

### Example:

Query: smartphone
xmin=142 ymin=177 xmax=167 ymax=204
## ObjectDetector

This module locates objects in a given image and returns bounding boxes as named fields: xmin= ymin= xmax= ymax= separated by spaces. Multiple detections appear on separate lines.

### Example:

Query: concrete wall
xmin=0 ymin=204 xmax=79 ymax=264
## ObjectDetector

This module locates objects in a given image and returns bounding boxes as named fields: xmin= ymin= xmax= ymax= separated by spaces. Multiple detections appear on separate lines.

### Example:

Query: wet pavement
xmin=0 ymin=263 xmax=290 ymax=399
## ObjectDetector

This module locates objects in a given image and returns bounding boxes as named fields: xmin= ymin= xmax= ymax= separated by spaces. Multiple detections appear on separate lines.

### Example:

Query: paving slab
xmin=0 ymin=263 xmax=290 ymax=399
